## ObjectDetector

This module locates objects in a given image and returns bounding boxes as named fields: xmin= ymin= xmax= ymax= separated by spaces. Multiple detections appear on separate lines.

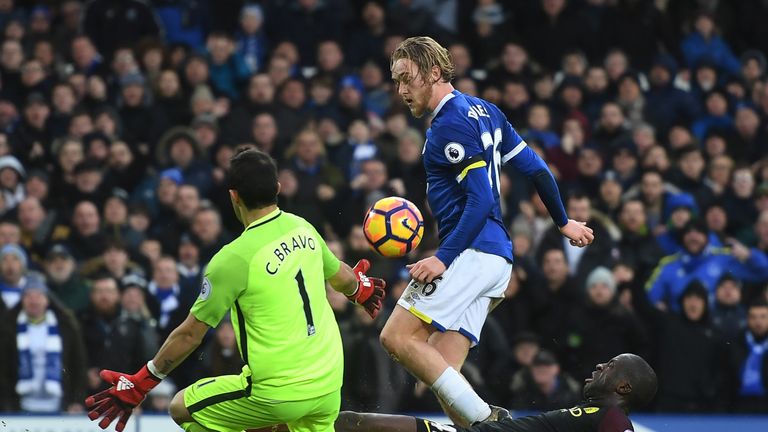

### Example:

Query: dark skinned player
xmin=334 ymin=353 xmax=657 ymax=432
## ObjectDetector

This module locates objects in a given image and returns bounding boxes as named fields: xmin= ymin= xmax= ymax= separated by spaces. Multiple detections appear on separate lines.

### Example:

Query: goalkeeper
xmin=85 ymin=149 xmax=386 ymax=432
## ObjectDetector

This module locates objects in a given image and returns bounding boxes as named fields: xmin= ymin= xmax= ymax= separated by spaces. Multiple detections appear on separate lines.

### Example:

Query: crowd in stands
xmin=0 ymin=0 xmax=767 ymax=417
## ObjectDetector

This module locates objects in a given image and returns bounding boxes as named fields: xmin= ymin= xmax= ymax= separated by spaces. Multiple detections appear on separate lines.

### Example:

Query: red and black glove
xmin=347 ymin=259 xmax=387 ymax=319
xmin=85 ymin=364 xmax=162 ymax=432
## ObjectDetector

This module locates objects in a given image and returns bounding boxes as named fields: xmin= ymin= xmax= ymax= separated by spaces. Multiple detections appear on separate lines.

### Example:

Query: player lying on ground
xmin=84 ymin=149 xmax=386 ymax=432
xmin=381 ymin=36 xmax=595 ymax=426
xmin=335 ymin=353 xmax=657 ymax=432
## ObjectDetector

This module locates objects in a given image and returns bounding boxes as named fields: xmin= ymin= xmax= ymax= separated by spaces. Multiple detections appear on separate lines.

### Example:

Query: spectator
xmin=644 ymin=55 xmax=701 ymax=137
xmin=508 ymin=350 xmax=581 ymax=411
xmin=118 ymin=72 xmax=169 ymax=148
xmin=691 ymin=89 xmax=735 ymax=141
xmin=681 ymin=11 xmax=741 ymax=77
xmin=11 ymin=94 xmax=51 ymax=166
xmin=146 ymin=255 xmax=191 ymax=338
xmin=282 ymin=129 xmax=345 ymax=231
xmin=67 ymin=200 xmax=107 ymax=261
xmin=616 ymin=199 xmax=665 ymax=283
xmin=656 ymin=193 xmax=722 ymax=255
xmin=533 ymin=248 xmax=580 ymax=351
xmin=78 ymin=274 xmax=157 ymax=393
xmin=206 ymin=32 xmax=249 ymax=100
xmin=155 ymin=127 xmax=212 ymax=196
xmin=0 ymin=220 xmax=21 ymax=247
xmin=201 ymin=320 xmax=242 ymax=377
xmin=43 ymin=244 xmax=88 ymax=314
xmin=222 ymin=73 xmax=275 ymax=144
xmin=347 ymin=1 xmax=387 ymax=68
xmin=724 ymin=167 xmax=760 ymax=235
xmin=646 ymin=218 xmax=768 ymax=313
xmin=189 ymin=206 xmax=231 ymax=263
xmin=523 ymin=103 xmax=560 ymax=150
xmin=592 ymin=102 xmax=632 ymax=156
xmin=712 ymin=273 xmax=748 ymax=342
xmin=176 ymin=234 xmax=201 ymax=288
xmin=561 ymin=267 xmax=648 ymax=381
xmin=81 ymin=239 xmax=144 ymax=282
xmin=0 ymin=243 xmax=28 ymax=312
xmin=153 ymin=0 xmax=204 ymax=50
xmin=537 ymin=192 xmax=615 ymax=288
xmin=632 ymin=279 xmax=723 ymax=412
xmin=732 ymin=105 xmax=765 ymax=163
xmin=275 ymin=78 xmax=311 ymax=144
xmin=0 ymin=155 xmax=24 ymax=208
xmin=724 ymin=300 xmax=768 ymax=412
xmin=0 ymin=277 xmax=86 ymax=413
xmin=236 ymin=4 xmax=267 ymax=74
xmin=153 ymin=69 xmax=191 ymax=128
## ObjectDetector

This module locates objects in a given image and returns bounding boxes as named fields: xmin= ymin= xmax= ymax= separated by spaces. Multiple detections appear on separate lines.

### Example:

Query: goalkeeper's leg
xmin=170 ymin=389 xmax=216 ymax=432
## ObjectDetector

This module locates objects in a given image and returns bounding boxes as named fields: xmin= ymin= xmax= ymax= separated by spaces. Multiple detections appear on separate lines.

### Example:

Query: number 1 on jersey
xmin=294 ymin=270 xmax=316 ymax=336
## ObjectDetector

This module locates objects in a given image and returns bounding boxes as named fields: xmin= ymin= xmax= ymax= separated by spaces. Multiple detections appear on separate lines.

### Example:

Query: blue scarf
xmin=148 ymin=282 xmax=180 ymax=329
xmin=740 ymin=332 xmax=768 ymax=396
xmin=16 ymin=310 xmax=63 ymax=397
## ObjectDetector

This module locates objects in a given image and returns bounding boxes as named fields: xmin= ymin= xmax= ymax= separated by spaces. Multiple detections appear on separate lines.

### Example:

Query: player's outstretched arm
xmin=328 ymin=260 xmax=387 ymax=318
xmin=502 ymin=129 xmax=594 ymax=247
xmin=336 ymin=411 xmax=419 ymax=432
xmin=151 ymin=313 xmax=210 ymax=375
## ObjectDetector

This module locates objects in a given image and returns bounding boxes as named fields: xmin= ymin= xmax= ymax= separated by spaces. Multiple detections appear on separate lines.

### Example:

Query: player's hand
xmin=85 ymin=364 xmax=161 ymax=431
xmin=559 ymin=219 xmax=594 ymax=247
xmin=348 ymin=259 xmax=387 ymax=319
xmin=407 ymin=256 xmax=446 ymax=284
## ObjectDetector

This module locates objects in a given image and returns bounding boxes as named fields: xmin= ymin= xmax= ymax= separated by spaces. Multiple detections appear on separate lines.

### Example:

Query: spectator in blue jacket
xmin=691 ymin=89 xmax=735 ymax=141
xmin=205 ymin=32 xmax=250 ymax=100
xmin=644 ymin=54 xmax=700 ymax=136
xmin=681 ymin=11 xmax=741 ymax=77
xmin=656 ymin=192 xmax=721 ymax=255
xmin=647 ymin=218 xmax=768 ymax=313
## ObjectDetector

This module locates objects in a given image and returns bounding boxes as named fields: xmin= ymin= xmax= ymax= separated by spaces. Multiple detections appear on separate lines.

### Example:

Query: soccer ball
xmin=363 ymin=196 xmax=424 ymax=257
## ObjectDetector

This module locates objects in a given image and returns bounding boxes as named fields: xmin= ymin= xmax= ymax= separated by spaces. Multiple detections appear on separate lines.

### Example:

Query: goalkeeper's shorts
xmin=183 ymin=367 xmax=340 ymax=432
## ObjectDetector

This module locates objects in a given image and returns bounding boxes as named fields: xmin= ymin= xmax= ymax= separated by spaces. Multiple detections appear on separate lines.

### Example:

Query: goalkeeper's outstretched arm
xmin=151 ymin=314 xmax=211 ymax=376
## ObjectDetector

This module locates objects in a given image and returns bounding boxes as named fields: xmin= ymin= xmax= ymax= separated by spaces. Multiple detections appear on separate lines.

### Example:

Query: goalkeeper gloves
xmin=347 ymin=259 xmax=387 ymax=319
xmin=85 ymin=362 xmax=163 ymax=432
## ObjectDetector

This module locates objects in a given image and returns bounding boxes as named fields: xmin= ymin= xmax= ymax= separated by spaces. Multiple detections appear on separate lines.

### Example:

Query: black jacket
xmin=78 ymin=305 xmax=158 ymax=382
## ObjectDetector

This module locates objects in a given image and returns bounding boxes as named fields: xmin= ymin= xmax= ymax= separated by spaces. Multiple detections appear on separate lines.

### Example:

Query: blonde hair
xmin=391 ymin=36 xmax=455 ymax=83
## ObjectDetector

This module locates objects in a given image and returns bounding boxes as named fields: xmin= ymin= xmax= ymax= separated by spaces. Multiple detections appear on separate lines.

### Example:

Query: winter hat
xmin=0 ymin=244 xmax=28 ymax=269
xmin=0 ymin=155 xmax=26 ymax=179
xmin=585 ymin=266 xmax=616 ymax=295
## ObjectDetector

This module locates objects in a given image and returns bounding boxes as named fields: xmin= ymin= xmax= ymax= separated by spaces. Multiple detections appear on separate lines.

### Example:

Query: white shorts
xmin=397 ymin=249 xmax=512 ymax=346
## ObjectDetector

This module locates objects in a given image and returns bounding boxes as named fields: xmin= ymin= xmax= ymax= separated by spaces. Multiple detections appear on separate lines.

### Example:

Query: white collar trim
xmin=431 ymin=92 xmax=456 ymax=118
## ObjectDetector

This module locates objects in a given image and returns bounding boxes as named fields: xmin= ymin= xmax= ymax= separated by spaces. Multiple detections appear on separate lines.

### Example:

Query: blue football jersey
xmin=425 ymin=90 xmax=538 ymax=265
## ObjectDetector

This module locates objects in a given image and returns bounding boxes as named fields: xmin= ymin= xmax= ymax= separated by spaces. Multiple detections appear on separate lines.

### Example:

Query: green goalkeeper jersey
xmin=190 ymin=208 xmax=343 ymax=400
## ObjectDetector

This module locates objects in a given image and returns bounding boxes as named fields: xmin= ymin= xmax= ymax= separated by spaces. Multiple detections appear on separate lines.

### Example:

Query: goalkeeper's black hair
xmin=226 ymin=148 xmax=278 ymax=210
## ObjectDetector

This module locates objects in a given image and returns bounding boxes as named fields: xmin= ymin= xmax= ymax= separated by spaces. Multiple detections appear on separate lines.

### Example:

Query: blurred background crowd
xmin=0 ymin=0 xmax=767 ymax=418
